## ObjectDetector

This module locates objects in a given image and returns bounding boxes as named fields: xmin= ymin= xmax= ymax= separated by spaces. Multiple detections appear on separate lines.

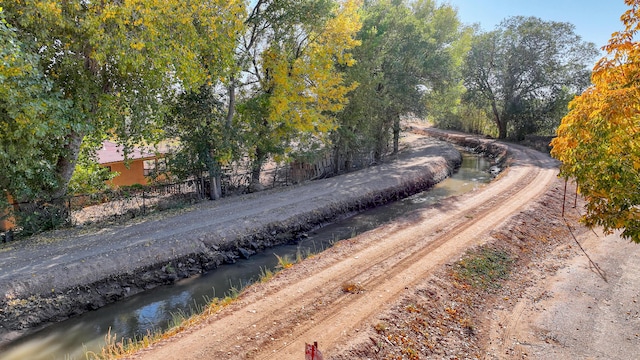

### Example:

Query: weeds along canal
xmin=0 ymin=152 xmax=492 ymax=360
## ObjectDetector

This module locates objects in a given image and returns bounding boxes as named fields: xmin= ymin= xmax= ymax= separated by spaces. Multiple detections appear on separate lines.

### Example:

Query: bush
xmin=68 ymin=159 xmax=117 ymax=195
xmin=15 ymin=201 xmax=71 ymax=237
xmin=452 ymin=246 xmax=513 ymax=290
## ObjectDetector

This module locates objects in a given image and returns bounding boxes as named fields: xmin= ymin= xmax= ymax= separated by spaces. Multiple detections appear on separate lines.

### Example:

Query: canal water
xmin=0 ymin=153 xmax=492 ymax=360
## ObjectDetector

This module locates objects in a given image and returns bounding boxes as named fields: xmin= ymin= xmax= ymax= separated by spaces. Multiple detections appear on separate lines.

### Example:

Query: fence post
xmin=305 ymin=342 xmax=323 ymax=360
xmin=67 ymin=197 xmax=72 ymax=225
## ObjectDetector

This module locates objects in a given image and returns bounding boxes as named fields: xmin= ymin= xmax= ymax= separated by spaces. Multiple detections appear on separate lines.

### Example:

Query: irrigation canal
xmin=0 ymin=152 xmax=492 ymax=360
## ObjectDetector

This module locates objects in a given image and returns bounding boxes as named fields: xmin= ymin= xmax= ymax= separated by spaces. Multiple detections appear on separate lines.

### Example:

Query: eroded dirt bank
xmin=0 ymin=135 xmax=485 ymax=345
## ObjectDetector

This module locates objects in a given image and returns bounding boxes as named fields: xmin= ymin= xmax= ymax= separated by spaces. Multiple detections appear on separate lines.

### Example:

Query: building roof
xmin=97 ymin=141 xmax=158 ymax=165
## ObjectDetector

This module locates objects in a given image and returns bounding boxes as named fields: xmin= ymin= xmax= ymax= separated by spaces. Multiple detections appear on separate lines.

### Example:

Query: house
xmin=97 ymin=141 xmax=167 ymax=187
xmin=1 ymin=193 xmax=15 ymax=233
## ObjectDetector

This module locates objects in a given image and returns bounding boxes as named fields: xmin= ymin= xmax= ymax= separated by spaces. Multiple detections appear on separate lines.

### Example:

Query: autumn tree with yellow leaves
xmin=551 ymin=0 xmax=640 ymax=242
xmin=1 ymin=0 xmax=243 ymax=201
xmin=235 ymin=0 xmax=362 ymax=190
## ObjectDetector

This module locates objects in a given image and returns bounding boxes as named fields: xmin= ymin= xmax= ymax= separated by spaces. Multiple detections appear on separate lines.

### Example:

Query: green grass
xmin=259 ymin=266 xmax=274 ymax=282
xmin=274 ymin=253 xmax=294 ymax=270
xmin=452 ymin=247 xmax=514 ymax=290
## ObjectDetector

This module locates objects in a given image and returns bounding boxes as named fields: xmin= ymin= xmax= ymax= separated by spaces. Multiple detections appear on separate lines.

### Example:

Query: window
xmin=143 ymin=158 xmax=167 ymax=177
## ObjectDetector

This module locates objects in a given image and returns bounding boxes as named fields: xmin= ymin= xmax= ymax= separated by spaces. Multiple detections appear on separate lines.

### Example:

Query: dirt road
xmin=130 ymin=135 xmax=559 ymax=359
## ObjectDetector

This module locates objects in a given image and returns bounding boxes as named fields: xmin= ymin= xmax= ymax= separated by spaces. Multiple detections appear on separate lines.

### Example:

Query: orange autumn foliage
xmin=551 ymin=0 xmax=640 ymax=242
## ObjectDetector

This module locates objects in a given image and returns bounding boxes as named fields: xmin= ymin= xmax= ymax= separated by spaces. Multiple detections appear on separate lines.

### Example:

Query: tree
xmin=463 ymin=16 xmax=598 ymax=139
xmin=234 ymin=0 xmax=361 ymax=190
xmin=0 ymin=8 xmax=69 ymax=209
xmin=551 ymin=0 xmax=640 ymax=243
xmin=166 ymin=85 xmax=237 ymax=199
xmin=333 ymin=0 xmax=469 ymax=166
xmin=162 ymin=2 xmax=245 ymax=200
xmin=67 ymin=149 xmax=117 ymax=195
xmin=1 ymin=0 xmax=242 ymax=200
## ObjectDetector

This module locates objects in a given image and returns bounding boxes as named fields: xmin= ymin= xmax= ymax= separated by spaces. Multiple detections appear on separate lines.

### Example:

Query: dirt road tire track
xmin=131 ymin=140 xmax=559 ymax=359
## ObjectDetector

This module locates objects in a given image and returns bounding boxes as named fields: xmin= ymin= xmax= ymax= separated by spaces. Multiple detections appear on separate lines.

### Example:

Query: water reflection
xmin=0 ymin=153 xmax=491 ymax=360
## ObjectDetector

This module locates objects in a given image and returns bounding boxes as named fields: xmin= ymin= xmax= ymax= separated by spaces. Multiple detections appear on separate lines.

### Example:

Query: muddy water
xmin=0 ymin=153 xmax=491 ymax=360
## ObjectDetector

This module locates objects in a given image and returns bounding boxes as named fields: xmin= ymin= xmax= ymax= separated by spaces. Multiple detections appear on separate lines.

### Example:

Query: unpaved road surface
xmin=130 ymin=134 xmax=560 ymax=359
xmin=486 ymin=227 xmax=640 ymax=360
xmin=0 ymin=137 xmax=458 ymax=300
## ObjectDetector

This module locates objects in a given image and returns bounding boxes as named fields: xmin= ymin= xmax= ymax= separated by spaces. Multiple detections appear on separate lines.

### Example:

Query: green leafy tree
xmin=166 ymin=85 xmax=237 ymax=199
xmin=334 ymin=0 xmax=469 ymax=166
xmin=67 ymin=150 xmax=116 ymax=195
xmin=463 ymin=16 xmax=598 ymax=139
xmin=551 ymin=0 xmax=640 ymax=242
xmin=0 ymin=8 xmax=69 ymax=210
xmin=161 ymin=2 xmax=245 ymax=200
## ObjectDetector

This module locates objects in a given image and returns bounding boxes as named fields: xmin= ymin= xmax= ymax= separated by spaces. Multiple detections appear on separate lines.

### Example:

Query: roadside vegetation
xmin=551 ymin=0 xmax=640 ymax=242
xmin=452 ymin=247 xmax=514 ymax=290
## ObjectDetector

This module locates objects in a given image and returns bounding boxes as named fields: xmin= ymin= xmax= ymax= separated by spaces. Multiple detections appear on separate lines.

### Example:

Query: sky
xmin=444 ymin=0 xmax=630 ymax=51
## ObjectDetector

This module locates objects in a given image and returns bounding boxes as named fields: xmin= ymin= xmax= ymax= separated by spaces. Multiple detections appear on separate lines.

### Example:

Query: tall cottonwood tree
xmin=551 ymin=0 xmax=640 ymax=242
xmin=163 ymin=4 xmax=246 ymax=200
xmin=333 ymin=0 xmax=468 ymax=166
xmin=233 ymin=0 xmax=361 ymax=190
xmin=1 ymin=0 xmax=242 ymax=200
xmin=463 ymin=16 xmax=598 ymax=139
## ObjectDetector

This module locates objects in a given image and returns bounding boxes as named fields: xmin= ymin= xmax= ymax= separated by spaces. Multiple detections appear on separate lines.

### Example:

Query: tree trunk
xmin=51 ymin=131 xmax=84 ymax=199
xmin=209 ymin=174 xmax=222 ymax=200
xmin=250 ymin=147 xmax=266 ymax=192
xmin=199 ymin=176 xmax=206 ymax=200
xmin=373 ymin=129 xmax=385 ymax=163
xmin=332 ymin=144 xmax=342 ymax=174
xmin=207 ymin=147 xmax=223 ymax=200
xmin=498 ymin=120 xmax=507 ymax=140
xmin=226 ymin=77 xmax=235 ymax=128
xmin=392 ymin=111 xmax=401 ymax=154
xmin=490 ymin=100 xmax=507 ymax=139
